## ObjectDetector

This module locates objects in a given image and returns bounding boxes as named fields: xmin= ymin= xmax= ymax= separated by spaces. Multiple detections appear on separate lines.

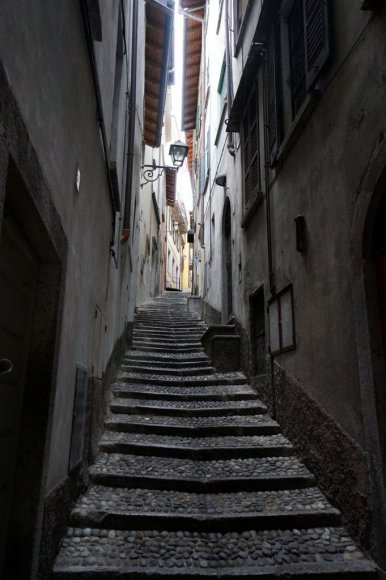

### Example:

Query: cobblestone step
xmin=54 ymin=527 xmax=375 ymax=579
xmin=133 ymin=330 xmax=204 ymax=337
xmin=89 ymin=453 xmax=314 ymax=492
xmin=124 ymin=351 xmax=209 ymax=363
xmin=120 ymin=364 xmax=215 ymax=376
xmin=53 ymin=293 xmax=376 ymax=579
xmin=69 ymin=486 xmax=341 ymax=532
xmin=133 ymin=337 xmax=203 ymax=345
xmin=134 ymin=320 xmax=205 ymax=328
xmin=104 ymin=413 xmax=281 ymax=437
xmin=109 ymin=398 xmax=267 ymax=418
xmin=116 ymin=372 xmax=248 ymax=387
xmin=132 ymin=344 xmax=204 ymax=353
xmin=99 ymin=431 xmax=293 ymax=459
xmin=111 ymin=383 xmax=258 ymax=402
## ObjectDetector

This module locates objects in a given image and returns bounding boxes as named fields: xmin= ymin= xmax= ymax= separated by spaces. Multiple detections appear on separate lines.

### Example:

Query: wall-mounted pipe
xmin=261 ymin=46 xmax=275 ymax=296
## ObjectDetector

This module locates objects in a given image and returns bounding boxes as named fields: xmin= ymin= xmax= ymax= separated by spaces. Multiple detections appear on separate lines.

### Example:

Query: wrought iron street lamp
xmin=141 ymin=140 xmax=189 ymax=187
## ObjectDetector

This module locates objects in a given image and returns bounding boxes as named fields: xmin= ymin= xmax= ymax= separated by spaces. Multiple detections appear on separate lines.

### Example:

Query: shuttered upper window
xmin=241 ymin=81 xmax=261 ymax=213
xmin=288 ymin=0 xmax=330 ymax=118
xmin=268 ymin=0 xmax=330 ymax=159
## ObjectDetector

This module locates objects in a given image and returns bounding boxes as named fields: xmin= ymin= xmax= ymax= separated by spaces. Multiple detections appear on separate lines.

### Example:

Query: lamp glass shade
xmin=169 ymin=140 xmax=189 ymax=167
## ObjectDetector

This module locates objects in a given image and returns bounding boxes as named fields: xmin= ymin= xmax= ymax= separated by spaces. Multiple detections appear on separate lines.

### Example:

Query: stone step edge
xmin=111 ymin=388 xmax=258 ymax=402
xmin=98 ymin=438 xmax=294 ymax=460
xmin=69 ymin=508 xmax=341 ymax=533
xmin=104 ymin=419 xmax=281 ymax=437
xmin=89 ymin=470 xmax=316 ymax=493
xmin=109 ymin=403 xmax=266 ymax=419
xmin=116 ymin=376 xmax=248 ymax=387
xmin=52 ymin=563 xmax=378 ymax=580
xmin=120 ymin=366 xmax=215 ymax=376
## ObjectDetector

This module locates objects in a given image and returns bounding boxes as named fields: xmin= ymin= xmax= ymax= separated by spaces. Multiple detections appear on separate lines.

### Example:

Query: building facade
xmin=182 ymin=0 xmax=386 ymax=571
xmin=0 ymin=0 xmax=174 ymax=576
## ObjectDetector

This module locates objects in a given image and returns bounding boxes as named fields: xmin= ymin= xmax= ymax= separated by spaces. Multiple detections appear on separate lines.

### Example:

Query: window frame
xmin=268 ymin=284 xmax=296 ymax=356
xmin=240 ymin=78 xmax=263 ymax=219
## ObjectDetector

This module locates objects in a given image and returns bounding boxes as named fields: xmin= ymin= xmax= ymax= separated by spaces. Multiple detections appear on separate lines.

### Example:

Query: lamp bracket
xmin=140 ymin=164 xmax=177 ymax=188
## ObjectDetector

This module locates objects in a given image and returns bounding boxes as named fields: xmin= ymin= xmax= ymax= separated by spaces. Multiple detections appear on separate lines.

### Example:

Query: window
xmin=241 ymin=81 xmax=261 ymax=214
xmin=268 ymin=285 xmax=296 ymax=355
xmin=268 ymin=0 xmax=330 ymax=158
xmin=217 ymin=58 xmax=227 ymax=121
xmin=234 ymin=0 xmax=251 ymax=38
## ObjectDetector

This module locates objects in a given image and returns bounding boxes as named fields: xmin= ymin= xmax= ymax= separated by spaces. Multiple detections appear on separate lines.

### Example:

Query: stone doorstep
xmin=53 ymin=527 xmax=376 ymax=579
xmin=109 ymin=399 xmax=267 ymax=418
xmin=111 ymin=385 xmax=258 ymax=402
xmin=116 ymin=373 xmax=248 ymax=387
xmin=104 ymin=415 xmax=281 ymax=437
xmin=119 ymin=365 xmax=215 ymax=377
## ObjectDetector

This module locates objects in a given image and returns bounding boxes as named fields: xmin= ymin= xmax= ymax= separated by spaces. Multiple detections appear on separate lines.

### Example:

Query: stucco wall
xmin=0 ymin=0 xmax=140 ymax=493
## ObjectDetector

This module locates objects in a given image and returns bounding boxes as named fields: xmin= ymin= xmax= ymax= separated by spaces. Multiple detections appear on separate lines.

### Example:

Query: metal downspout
xmin=261 ymin=46 xmax=277 ymax=417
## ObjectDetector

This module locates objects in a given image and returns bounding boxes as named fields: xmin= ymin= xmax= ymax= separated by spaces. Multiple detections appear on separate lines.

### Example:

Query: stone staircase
xmin=53 ymin=292 xmax=376 ymax=578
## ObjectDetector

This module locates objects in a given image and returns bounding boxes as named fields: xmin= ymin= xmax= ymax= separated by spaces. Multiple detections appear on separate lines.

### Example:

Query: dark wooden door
xmin=0 ymin=213 xmax=38 ymax=571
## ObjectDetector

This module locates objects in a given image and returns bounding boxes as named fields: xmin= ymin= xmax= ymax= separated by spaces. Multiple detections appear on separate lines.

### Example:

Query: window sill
xmin=272 ymin=89 xmax=320 ymax=168
xmin=241 ymin=192 xmax=264 ymax=229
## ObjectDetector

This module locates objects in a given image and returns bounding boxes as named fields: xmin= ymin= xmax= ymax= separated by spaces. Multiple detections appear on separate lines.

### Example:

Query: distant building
xmin=182 ymin=0 xmax=386 ymax=571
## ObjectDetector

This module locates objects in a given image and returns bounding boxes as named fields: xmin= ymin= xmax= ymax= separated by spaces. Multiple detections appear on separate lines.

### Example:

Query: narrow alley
xmin=0 ymin=0 xmax=386 ymax=578
xmin=53 ymin=292 xmax=375 ymax=577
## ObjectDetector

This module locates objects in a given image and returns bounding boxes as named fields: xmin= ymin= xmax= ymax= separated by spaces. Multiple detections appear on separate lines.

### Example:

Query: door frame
xmin=0 ymin=61 xmax=68 ymax=576
xmin=350 ymin=133 xmax=386 ymax=570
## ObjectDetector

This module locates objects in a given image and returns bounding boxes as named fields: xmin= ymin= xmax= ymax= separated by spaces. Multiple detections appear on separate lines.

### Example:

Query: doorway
xmin=0 ymin=160 xmax=63 ymax=578
xmin=222 ymin=197 xmax=233 ymax=321
xmin=368 ymin=183 xmax=386 ymax=478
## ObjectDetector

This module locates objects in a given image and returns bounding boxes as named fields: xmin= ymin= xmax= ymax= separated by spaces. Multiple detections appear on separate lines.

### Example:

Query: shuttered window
xmin=288 ymin=0 xmax=330 ymax=119
xmin=241 ymin=81 xmax=261 ymax=213
xmin=267 ymin=21 xmax=282 ymax=159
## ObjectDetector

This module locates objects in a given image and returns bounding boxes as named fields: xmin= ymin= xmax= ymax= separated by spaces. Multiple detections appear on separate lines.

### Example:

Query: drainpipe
xmin=79 ymin=0 xmax=118 ymax=256
xmin=260 ymin=45 xmax=275 ymax=297
xmin=122 ymin=0 xmax=139 ymax=240
xmin=225 ymin=0 xmax=236 ymax=157
xmin=260 ymin=44 xmax=277 ymax=417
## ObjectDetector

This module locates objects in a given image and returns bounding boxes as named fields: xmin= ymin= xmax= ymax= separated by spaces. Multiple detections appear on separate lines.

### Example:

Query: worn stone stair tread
xmin=109 ymin=397 xmax=267 ymax=418
xmin=104 ymin=413 xmax=281 ymax=437
xmin=132 ymin=345 xmax=204 ymax=353
xmin=53 ymin=527 xmax=375 ymax=578
xmin=111 ymin=383 xmax=258 ymax=402
xmin=69 ymin=485 xmax=341 ymax=531
xmin=124 ymin=351 xmax=209 ymax=362
xmin=116 ymin=371 xmax=248 ymax=387
xmin=120 ymin=365 xmax=215 ymax=376
xmin=133 ymin=334 xmax=203 ymax=340
xmin=89 ymin=453 xmax=315 ymax=491
xmin=99 ymin=431 xmax=294 ymax=459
